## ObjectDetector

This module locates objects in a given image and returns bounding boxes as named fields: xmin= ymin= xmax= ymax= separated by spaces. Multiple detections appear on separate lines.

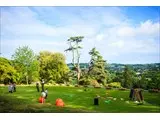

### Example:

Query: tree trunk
xmin=77 ymin=66 xmax=81 ymax=84
xmin=26 ymin=76 xmax=28 ymax=85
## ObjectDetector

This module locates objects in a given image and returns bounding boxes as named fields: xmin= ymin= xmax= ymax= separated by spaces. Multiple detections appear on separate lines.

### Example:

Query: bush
xmin=106 ymin=87 xmax=112 ymax=90
xmin=48 ymin=80 xmax=56 ymax=85
xmin=90 ymin=80 xmax=100 ymax=87
xmin=119 ymin=88 xmax=127 ymax=91
xmin=108 ymin=82 xmax=122 ymax=88
xmin=148 ymin=89 xmax=159 ymax=93
xmin=75 ymin=84 xmax=79 ymax=87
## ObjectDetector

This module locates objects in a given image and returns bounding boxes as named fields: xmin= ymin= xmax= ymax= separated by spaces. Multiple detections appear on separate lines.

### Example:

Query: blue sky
xmin=1 ymin=7 xmax=160 ymax=64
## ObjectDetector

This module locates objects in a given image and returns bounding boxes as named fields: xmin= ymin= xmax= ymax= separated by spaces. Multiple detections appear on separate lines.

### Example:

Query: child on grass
xmin=39 ymin=91 xmax=46 ymax=104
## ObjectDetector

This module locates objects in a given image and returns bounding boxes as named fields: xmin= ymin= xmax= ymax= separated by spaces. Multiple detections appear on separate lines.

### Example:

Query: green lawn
xmin=0 ymin=86 xmax=160 ymax=113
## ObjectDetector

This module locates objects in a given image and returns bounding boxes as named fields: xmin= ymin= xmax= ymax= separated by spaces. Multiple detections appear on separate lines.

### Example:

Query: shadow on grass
xmin=0 ymin=86 xmax=160 ymax=113
xmin=0 ymin=95 xmax=95 ymax=113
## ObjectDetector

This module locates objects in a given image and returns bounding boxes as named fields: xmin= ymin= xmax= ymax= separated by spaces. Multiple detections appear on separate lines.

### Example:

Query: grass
xmin=0 ymin=86 xmax=160 ymax=113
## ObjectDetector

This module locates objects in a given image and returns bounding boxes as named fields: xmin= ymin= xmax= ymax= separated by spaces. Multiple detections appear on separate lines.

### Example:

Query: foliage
xmin=65 ymin=36 xmax=84 ymax=84
xmin=88 ymin=47 xmax=107 ymax=85
xmin=38 ymin=51 xmax=69 ymax=84
xmin=90 ymin=80 xmax=100 ymax=87
xmin=105 ymin=70 xmax=115 ymax=83
xmin=0 ymin=57 xmax=17 ymax=84
xmin=12 ymin=46 xmax=39 ymax=84
xmin=143 ymin=70 xmax=160 ymax=89
xmin=122 ymin=65 xmax=136 ymax=88
xmin=107 ymin=82 xmax=122 ymax=88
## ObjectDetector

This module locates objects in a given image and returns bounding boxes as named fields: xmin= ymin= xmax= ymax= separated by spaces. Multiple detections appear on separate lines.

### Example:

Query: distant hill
xmin=67 ymin=63 xmax=160 ymax=73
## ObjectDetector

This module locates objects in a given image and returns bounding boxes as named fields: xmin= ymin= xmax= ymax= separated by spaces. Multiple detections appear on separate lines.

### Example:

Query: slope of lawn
xmin=0 ymin=86 xmax=160 ymax=113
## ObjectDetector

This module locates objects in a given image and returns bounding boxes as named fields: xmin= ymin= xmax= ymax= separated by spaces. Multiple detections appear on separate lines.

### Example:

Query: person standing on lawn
xmin=13 ymin=82 xmax=16 ymax=92
xmin=36 ymin=81 xmax=40 ymax=92
xmin=8 ymin=83 xmax=13 ymax=93
xmin=44 ymin=88 xmax=48 ymax=99
xmin=129 ymin=87 xmax=134 ymax=100
xmin=41 ymin=79 xmax=45 ymax=92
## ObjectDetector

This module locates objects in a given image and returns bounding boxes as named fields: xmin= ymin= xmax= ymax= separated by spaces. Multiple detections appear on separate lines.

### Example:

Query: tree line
xmin=0 ymin=36 xmax=159 ymax=90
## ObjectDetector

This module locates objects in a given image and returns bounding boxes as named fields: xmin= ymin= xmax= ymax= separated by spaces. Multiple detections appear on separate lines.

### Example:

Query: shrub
xmin=48 ymin=80 xmax=56 ymax=85
xmin=148 ymin=89 xmax=159 ymax=93
xmin=106 ymin=87 xmax=112 ymax=90
xmin=75 ymin=84 xmax=79 ymax=87
xmin=119 ymin=88 xmax=127 ymax=91
xmin=90 ymin=80 xmax=100 ymax=88
xmin=108 ymin=82 xmax=122 ymax=88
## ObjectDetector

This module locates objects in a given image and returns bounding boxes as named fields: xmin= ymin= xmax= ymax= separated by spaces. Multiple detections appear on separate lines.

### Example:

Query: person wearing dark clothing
xmin=36 ymin=82 xmax=40 ymax=92
xmin=44 ymin=88 xmax=48 ymax=99
xmin=13 ymin=83 xmax=16 ymax=92
xmin=41 ymin=79 xmax=45 ymax=92
xmin=129 ymin=88 xmax=134 ymax=100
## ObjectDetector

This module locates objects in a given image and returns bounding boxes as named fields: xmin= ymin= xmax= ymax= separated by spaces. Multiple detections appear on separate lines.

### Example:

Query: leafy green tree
xmin=38 ymin=51 xmax=69 ymax=84
xmin=88 ymin=47 xmax=107 ymax=85
xmin=122 ymin=65 xmax=137 ymax=88
xmin=65 ymin=36 xmax=84 ymax=84
xmin=0 ymin=57 xmax=17 ymax=84
xmin=12 ymin=46 xmax=39 ymax=84
xmin=144 ymin=70 xmax=160 ymax=89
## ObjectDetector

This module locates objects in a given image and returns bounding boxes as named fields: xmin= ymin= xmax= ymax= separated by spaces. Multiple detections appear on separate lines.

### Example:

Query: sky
xmin=0 ymin=6 xmax=160 ymax=64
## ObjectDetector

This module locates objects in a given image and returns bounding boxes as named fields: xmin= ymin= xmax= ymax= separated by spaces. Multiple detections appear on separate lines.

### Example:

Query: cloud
xmin=1 ymin=7 xmax=159 ymax=64
xmin=117 ymin=20 xmax=159 ymax=38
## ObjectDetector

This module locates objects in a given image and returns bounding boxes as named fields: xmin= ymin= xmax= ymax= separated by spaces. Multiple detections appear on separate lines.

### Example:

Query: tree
xmin=12 ymin=46 xmax=39 ymax=84
xmin=38 ymin=51 xmax=69 ymax=84
xmin=144 ymin=70 xmax=160 ymax=89
xmin=88 ymin=47 xmax=107 ymax=85
xmin=65 ymin=36 xmax=84 ymax=84
xmin=122 ymin=65 xmax=136 ymax=88
xmin=0 ymin=57 xmax=17 ymax=84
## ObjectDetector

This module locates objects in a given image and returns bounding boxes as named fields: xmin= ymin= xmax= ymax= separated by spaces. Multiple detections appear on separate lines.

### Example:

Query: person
xmin=8 ymin=83 xmax=13 ymax=93
xmin=44 ymin=88 xmax=48 ymax=99
xmin=13 ymin=82 xmax=16 ymax=92
xmin=41 ymin=79 xmax=45 ymax=92
xmin=129 ymin=87 xmax=134 ymax=100
xmin=39 ymin=96 xmax=45 ymax=104
xmin=36 ymin=82 xmax=40 ymax=92
xmin=39 ymin=91 xmax=46 ymax=104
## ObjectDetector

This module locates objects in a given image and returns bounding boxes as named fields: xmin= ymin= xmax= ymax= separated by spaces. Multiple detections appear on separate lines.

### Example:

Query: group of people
xmin=8 ymin=82 xmax=16 ymax=93
xmin=36 ymin=79 xmax=48 ymax=104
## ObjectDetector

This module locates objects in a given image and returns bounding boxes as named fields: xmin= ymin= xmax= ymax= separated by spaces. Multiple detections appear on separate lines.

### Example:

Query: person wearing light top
xmin=40 ymin=91 xmax=46 ymax=103
xmin=8 ymin=83 xmax=13 ymax=93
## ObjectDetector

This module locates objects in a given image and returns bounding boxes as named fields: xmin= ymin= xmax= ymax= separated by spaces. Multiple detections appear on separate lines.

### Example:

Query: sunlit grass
xmin=0 ymin=86 xmax=159 ymax=113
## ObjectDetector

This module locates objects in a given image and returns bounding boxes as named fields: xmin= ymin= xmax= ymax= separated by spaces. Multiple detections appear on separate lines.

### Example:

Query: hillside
xmin=67 ymin=63 xmax=160 ymax=73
